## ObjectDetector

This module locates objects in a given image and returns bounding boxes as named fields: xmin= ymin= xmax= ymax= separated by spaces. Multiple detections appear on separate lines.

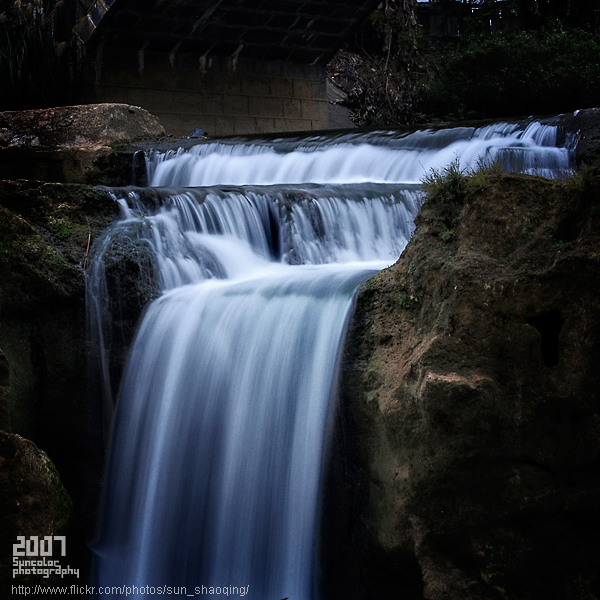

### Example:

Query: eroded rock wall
xmin=324 ymin=172 xmax=600 ymax=599
xmin=0 ymin=104 xmax=164 ymax=592
xmin=0 ymin=105 xmax=166 ymax=564
xmin=0 ymin=181 xmax=119 ymax=546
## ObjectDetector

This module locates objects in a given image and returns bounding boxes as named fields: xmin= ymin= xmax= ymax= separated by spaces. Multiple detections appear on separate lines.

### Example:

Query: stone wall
xmin=73 ymin=0 xmax=377 ymax=135
xmin=80 ymin=49 xmax=329 ymax=136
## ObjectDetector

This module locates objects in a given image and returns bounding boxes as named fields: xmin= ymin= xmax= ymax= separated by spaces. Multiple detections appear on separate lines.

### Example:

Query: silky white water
xmin=149 ymin=120 xmax=573 ymax=186
xmin=90 ymin=119 xmax=575 ymax=599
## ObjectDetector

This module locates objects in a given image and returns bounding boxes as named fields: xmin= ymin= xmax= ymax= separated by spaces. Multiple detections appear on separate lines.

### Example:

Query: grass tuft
xmin=421 ymin=156 xmax=505 ymax=206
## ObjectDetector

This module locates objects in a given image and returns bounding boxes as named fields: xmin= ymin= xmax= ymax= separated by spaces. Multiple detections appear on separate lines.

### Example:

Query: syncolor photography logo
xmin=12 ymin=536 xmax=80 ymax=579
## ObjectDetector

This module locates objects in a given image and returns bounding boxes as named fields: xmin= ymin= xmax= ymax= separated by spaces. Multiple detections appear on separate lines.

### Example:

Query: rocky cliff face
xmin=0 ymin=177 xmax=163 ymax=589
xmin=0 ymin=104 xmax=166 ymax=591
xmin=323 ymin=169 xmax=600 ymax=599
xmin=0 ymin=180 xmax=119 ymax=575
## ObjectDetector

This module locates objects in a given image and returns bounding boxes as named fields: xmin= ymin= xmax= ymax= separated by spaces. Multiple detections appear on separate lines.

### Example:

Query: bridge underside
xmin=76 ymin=0 xmax=378 ymax=136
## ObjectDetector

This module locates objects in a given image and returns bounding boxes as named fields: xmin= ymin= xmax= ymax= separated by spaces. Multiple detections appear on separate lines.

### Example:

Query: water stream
xmin=89 ymin=119 xmax=575 ymax=599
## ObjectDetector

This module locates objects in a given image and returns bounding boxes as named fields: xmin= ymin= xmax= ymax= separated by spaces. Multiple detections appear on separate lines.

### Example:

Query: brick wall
xmin=80 ymin=48 xmax=329 ymax=136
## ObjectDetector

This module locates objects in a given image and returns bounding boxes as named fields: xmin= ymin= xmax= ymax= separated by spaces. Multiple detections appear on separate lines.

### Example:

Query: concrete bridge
xmin=73 ymin=0 xmax=380 ymax=136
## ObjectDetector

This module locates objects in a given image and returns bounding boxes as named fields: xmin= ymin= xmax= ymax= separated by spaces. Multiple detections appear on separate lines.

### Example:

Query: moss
xmin=397 ymin=292 xmax=420 ymax=310
xmin=360 ymin=272 xmax=380 ymax=294
xmin=51 ymin=249 xmax=69 ymax=269
xmin=50 ymin=222 xmax=72 ymax=241
xmin=365 ymin=353 xmax=383 ymax=392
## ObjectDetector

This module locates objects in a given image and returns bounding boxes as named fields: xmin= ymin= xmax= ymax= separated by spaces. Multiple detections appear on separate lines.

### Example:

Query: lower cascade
xmin=89 ymin=119 xmax=575 ymax=599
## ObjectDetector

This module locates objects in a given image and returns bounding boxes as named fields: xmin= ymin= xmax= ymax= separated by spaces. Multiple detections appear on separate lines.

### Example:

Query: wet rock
xmin=0 ymin=179 xmax=163 ymax=547
xmin=562 ymin=108 xmax=600 ymax=170
xmin=88 ymin=226 xmax=160 ymax=412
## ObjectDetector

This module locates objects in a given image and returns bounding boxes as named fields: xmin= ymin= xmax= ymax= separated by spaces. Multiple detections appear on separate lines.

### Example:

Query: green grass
xmin=398 ymin=292 xmax=420 ymax=310
xmin=421 ymin=156 xmax=505 ymax=205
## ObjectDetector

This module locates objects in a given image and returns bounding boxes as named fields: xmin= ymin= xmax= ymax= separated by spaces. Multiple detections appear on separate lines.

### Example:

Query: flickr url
xmin=11 ymin=584 xmax=251 ymax=597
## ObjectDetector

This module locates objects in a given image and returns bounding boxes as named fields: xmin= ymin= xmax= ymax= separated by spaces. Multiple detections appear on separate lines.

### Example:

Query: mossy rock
xmin=323 ymin=172 xmax=600 ymax=600
xmin=0 ymin=430 xmax=77 ymax=587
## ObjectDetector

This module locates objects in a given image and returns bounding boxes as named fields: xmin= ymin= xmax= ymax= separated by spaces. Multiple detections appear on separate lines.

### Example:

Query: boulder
xmin=0 ymin=103 xmax=165 ymax=150
xmin=0 ymin=104 xmax=165 ymax=185
xmin=0 ymin=430 xmax=79 ymax=587
xmin=560 ymin=107 xmax=600 ymax=170
xmin=323 ymin=170 xmax=600 ymax=599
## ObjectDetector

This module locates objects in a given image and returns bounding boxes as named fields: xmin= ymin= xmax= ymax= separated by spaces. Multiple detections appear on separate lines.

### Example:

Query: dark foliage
xmin=330 ymin=1 xmax=600 ymax=126
xmin=420 ymin=26 xmax=600 ymax=121
xmin=0 ymin=0 xmax=75 ymax=111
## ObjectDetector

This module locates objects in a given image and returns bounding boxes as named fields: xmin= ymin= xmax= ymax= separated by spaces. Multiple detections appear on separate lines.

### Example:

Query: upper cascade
xmin=105 ymin=183 xmax=420 ymax=292
xmin=147 ymin=120 xmax=576 ymax=188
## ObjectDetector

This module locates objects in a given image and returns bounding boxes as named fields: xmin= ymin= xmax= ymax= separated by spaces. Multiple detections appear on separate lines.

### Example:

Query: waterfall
xmin=147 ymin=119 xmax=574 ymax=186
xmin=89 ymin=119 xmax=575 ymax=599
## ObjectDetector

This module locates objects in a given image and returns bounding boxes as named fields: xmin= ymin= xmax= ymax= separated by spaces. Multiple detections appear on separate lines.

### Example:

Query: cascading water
xmin=89 ymin=119 xmax=575 ymax=599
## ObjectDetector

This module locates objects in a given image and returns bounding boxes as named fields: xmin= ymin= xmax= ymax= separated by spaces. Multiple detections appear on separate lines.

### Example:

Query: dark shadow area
xmin=528 ymin=310 xmax=564 ymax=367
